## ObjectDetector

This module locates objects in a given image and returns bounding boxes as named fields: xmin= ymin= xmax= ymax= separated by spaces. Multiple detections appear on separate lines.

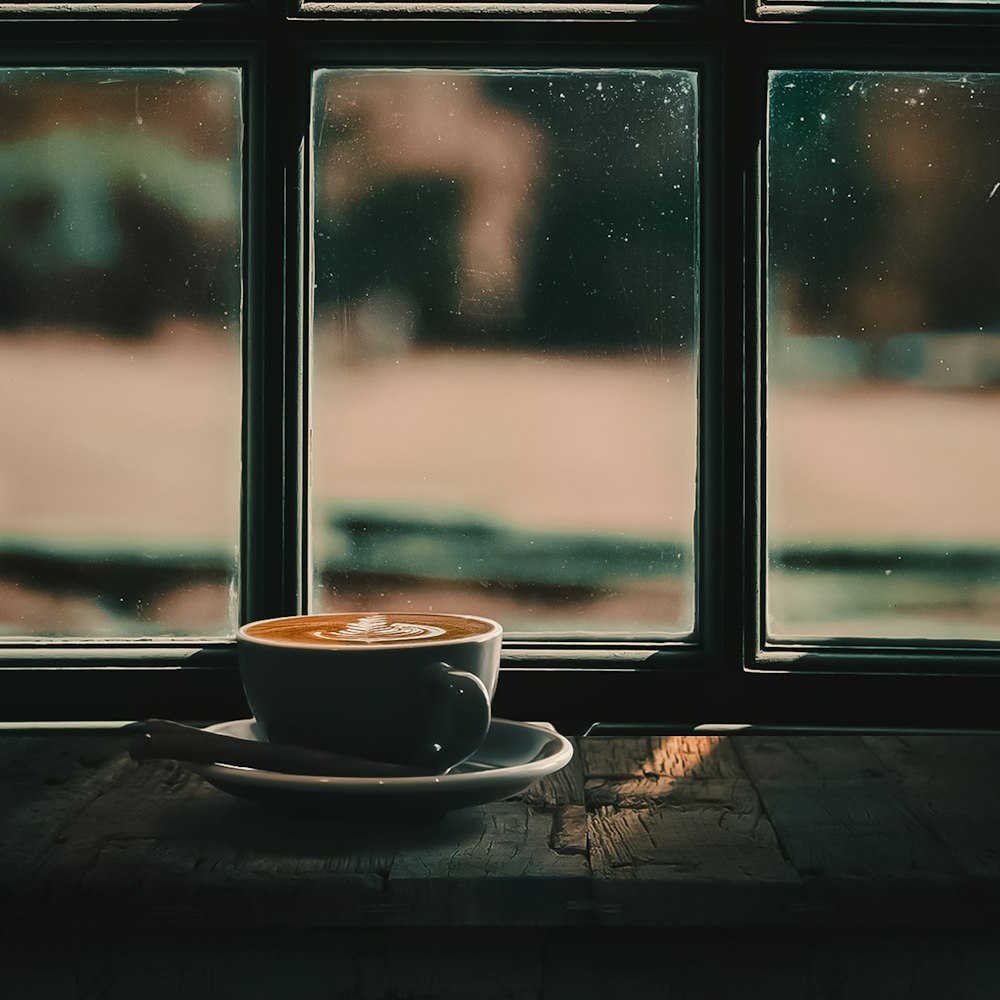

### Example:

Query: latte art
xmin=313 ymin=615 xmax=447 ymax=644
xmin=242 ymin=611 xmax=498 ymax=647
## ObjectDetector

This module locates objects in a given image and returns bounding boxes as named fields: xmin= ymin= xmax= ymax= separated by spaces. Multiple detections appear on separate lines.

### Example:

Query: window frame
xmin=2 ymin=1 xmax=1000 ymax=735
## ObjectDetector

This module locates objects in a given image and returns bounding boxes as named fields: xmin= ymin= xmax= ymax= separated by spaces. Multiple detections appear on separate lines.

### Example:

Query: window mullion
xmin=242 ymin=24 xmax=307 ymax=624
xmin=697 ymin=22 xmax=759 ymax=674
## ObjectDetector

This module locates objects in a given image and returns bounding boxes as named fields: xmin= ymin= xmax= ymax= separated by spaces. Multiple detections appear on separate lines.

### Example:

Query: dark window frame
xmin=2 ymin=0 xmax=1000 ymax=734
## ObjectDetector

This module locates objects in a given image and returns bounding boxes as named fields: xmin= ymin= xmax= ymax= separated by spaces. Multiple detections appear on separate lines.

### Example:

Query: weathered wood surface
xmin=730 ymin=734 xmax=988 ymax=924
xmin=581 ymin=736 xmax=805 ymax=923
xmin=1 ymin=732 xmax=999 ymax=933
xmin=2 ymin=733 xmax=590 ymax=929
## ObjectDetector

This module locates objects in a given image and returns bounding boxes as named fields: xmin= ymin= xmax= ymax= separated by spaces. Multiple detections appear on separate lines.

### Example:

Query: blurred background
xmin=4 ymin=64 xmax=996 ymax=643
xmin=0 ymin=68 xmax=242 ymax=638
xmin=310 ymin=70 xmax=698 ymax=638
xmin=768 ymin=70 xmax=1000 ymax=640
xmin=0 ymin=66 xmax=699 ymax=640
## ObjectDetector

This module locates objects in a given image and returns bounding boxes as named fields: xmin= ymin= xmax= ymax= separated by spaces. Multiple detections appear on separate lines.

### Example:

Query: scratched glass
xmin=0 ymin=68 xmax=241 ymax=638
xmin=767 ymin=70 xmax=1000 ymax=641
xmin=311 ymin=69 xmax=698 ymax=638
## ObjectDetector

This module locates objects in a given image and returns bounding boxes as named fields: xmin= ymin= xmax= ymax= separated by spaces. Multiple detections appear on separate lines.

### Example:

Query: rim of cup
xmin=237 ymin=611 xmax=503 ymax=650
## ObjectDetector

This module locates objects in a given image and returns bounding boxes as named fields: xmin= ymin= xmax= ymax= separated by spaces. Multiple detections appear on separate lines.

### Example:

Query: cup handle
xmin=419 ymin=661 xmax=491 ymax=770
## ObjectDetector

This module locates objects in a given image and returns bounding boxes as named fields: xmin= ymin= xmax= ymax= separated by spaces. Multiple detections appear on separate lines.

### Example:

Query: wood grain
xmin=9 ymin=734 xmax=591 ymax=928
xmin=732 ymin=734 xmax=985 ymax=923
xmin=0 ymin=734 xmax=126 ymax=880
xmin=581 ymin=734 xmax=745 ymax=779
xmin=3 ymin=731 xmax=1000 ymax=933
xmin=864 ymin=734 xmax=1000 ymax=879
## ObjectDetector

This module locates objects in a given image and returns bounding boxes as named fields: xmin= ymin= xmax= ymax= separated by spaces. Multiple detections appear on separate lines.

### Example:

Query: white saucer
xmin=186 ymin=718 xmax=574 ymax=818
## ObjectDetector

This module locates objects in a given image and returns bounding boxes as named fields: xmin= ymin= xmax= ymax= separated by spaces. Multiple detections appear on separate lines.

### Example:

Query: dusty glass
xmin=311 ymin=69 xmax=698 ymax=638
xmin=0 ymin=68 xmax=242 ymax=638
xmin=767 ymin=69 xmax=1000 ymax=641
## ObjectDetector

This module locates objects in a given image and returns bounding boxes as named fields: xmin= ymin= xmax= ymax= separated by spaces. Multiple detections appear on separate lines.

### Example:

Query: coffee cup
xmin=236 ymin=612 xmax=501 ymax=772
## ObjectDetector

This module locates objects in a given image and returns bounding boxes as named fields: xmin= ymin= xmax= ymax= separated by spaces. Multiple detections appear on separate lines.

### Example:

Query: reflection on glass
xmin=768 ymin=70 xmax=1000 ymax=641
xmin=311 ymin=69 xmax=697 ymax=637
xmin=0 ymin=68 xmax=242 ymax=638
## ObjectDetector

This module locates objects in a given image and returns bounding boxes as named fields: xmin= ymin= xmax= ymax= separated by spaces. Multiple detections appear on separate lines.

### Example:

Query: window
xmin=0 ymin=66 xmax=242 ymax=640
xmin=2 ymin=0 xmax=999 ymax=733
xmin=767 ymin=68 xmax=1000 ymax=643
xmin=310 ymin=66 xmax=698 ymax=639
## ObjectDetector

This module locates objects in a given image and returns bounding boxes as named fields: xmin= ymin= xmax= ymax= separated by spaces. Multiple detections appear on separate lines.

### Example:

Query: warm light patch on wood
xmin=640 ymin=736 xmax=726 ymax=779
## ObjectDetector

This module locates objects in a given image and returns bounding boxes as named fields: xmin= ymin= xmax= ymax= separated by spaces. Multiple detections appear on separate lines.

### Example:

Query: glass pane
xmin=768 ymin=69 xmax=1000 ymax=641
xmin=312 ymin=69 xmax=697 ymax=638
xmin=0 ymin=68 xmax=242 ymax=639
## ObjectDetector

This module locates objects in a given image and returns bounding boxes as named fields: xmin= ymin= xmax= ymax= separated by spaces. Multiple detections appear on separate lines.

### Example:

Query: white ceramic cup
xmin=237 ymin=612 xmax=502 ymax=772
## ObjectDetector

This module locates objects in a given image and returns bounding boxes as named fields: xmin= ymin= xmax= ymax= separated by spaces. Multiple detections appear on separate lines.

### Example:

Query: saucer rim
xmin=191 ymin=717 xmax=573 ymax=792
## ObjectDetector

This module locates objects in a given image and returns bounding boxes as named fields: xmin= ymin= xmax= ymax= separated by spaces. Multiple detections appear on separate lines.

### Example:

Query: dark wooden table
xmin=2 ymin=730 xmax=999 ymax=998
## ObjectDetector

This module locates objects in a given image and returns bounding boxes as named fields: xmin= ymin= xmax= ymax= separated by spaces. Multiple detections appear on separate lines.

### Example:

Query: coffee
xmin=243 ymin=612 xmax=497 ymax=648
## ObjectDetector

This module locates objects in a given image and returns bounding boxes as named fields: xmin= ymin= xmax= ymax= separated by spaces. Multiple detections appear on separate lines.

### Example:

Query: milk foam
xmin=312 ymin=614 xmax=447 ymax=644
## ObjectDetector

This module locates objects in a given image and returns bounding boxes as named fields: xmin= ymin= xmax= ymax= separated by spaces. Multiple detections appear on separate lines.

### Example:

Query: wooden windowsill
xmin=2 ymin=730 xmax=999 ymax=930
